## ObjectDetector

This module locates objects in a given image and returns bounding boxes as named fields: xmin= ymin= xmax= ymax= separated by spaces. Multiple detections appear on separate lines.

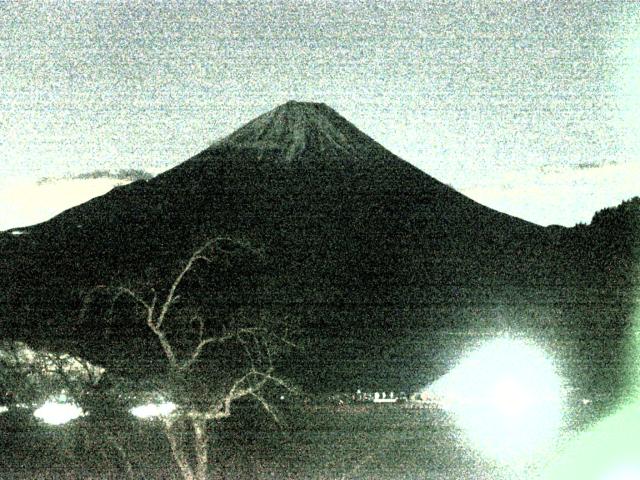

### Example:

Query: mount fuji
xmin=0 ymin=101 xmax=636 ymax=396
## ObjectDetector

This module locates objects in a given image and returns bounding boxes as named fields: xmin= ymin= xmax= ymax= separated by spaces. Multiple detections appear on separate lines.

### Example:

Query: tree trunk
xmin=192 ymin=417 xmax=210 ymax=480
xmin=106 ymin=433 xmax=136 ymax=480
xmin=164 ymin=418 xmax=195 ymax=480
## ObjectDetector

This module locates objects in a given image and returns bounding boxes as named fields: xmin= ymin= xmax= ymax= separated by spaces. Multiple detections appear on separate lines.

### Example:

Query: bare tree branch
xmin=249 ymin=370 xmax=294 ymax=393
xmin=156 ymin=240 xmax=215 ymax=330
xmin=250 ymin=391 xmax=282 ymax=424
xmin=204 ymin=367 xmax=294 ymax=431
xmin=213 ymin=370 xmax=255 ymax=419
xmin=180 ymin=327 xmax=268 ymax=371
xmin=105 ymin=432 xmax=136 ymax=480
xmin=146 ymin=308 xmax=177 ymax=368
xmin=108 ymin=287 xmax=152 ymax=318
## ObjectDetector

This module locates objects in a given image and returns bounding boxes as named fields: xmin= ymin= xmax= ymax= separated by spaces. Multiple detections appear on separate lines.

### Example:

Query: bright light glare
xmin=543 ymin=400 xmax=640 ymax=480
xmin=34 ymin=401 xmax=84 ymax=425
xmin=602 ymin=463 xmax=640 ymax=480
xmin=0 ymin=406 xmax=8 ymax=414
xmin=428 ymin=337 xmax=564 ymax=463
xmin=130 ymin=401 xmax=176 ymax=419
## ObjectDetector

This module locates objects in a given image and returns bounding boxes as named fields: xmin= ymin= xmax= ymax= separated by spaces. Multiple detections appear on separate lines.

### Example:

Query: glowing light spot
xmin=428 ymin=337 xmax=564 ymax=463
xmin=34 ymin=401 xmax=84 ymax=425
xmin=602 ymin=463 xmax=640 ymax=480
xmin=130 ymin=401 xmax=176 ymax=419
xmin=0 ymin=406 xmax=8 ymax=414
xmin=543 ymin=400 xmax=640 ymax=480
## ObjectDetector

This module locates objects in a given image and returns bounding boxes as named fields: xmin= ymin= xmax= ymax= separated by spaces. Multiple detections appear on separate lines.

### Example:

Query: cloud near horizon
xmin=38 ymin=169 xmax=155 ymax=184
xmin=461 ymin=162 xmax=640 ymax=227
xmin=0 ymin=169 xmax=158 ymax=231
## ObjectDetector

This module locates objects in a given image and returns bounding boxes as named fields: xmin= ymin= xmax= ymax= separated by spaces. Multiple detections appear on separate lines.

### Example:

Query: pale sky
xmin=2 ymin=0 xmax=640 ymax=230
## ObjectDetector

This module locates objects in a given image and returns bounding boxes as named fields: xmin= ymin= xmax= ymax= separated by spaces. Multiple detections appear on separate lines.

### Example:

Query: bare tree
xmin=87 ymin=238 xmax=295 ymax=480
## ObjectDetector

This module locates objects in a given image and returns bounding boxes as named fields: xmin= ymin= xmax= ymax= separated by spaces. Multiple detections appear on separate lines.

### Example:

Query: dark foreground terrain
xmin=0 ymin=399 xmax=603 ymax=480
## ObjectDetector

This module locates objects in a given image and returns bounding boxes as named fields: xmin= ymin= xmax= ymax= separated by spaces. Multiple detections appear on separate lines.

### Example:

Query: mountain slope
xmin=0 ymin=102 xmax=634 ymax=397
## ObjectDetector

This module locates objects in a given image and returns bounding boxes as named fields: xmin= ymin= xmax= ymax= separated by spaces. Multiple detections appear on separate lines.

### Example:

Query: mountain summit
xmin=218 ymin=101 xmax=372 ymax=162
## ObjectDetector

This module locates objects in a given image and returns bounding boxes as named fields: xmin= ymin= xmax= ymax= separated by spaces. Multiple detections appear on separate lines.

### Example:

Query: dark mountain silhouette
xmin=0 ymin=102 xmax=637 ymax=401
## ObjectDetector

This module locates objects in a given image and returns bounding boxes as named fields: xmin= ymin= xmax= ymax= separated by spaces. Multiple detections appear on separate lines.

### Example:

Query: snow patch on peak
xmin=217 ymin=101 xmax=360 ymax=161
